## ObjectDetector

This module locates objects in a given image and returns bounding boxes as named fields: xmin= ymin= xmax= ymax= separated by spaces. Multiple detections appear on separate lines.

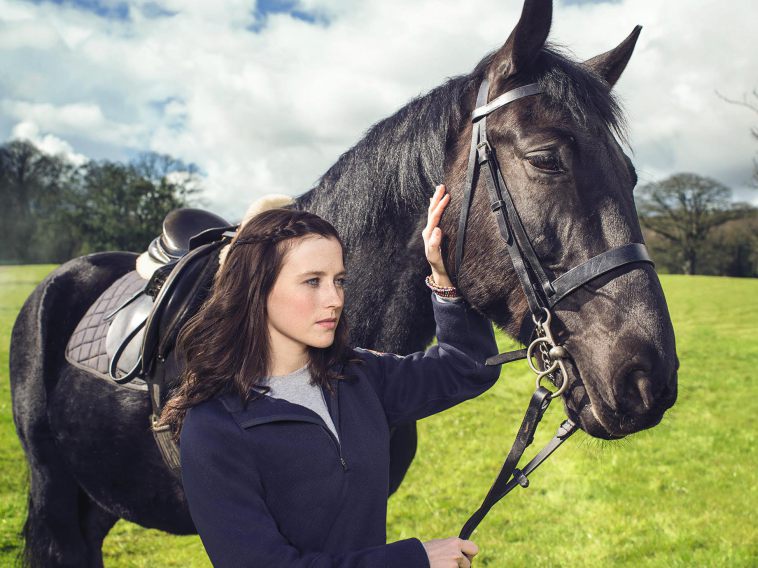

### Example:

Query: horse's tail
xmin=9 ymin=252 xmax=136 ymax=567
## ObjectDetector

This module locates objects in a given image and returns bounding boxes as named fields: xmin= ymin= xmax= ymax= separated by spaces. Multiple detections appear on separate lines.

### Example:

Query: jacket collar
xmin=217 ymin=375 xmax=342 ymax=430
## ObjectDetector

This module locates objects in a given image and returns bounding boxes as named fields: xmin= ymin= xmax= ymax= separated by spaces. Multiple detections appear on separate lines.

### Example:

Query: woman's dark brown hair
xmin=158 ymin=208 xmax=355 ymax=441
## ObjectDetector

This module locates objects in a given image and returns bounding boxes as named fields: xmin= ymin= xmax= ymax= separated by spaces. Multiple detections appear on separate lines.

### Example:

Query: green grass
xmin=1 ymin=266 xmax=756 ymax=566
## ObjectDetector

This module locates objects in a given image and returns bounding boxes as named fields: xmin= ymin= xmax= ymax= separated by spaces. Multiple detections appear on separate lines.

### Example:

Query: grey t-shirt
xmin=260 ymin=365 xmax=339 ymax=441
xmin=258 ymin=294 xmax=462 ymax=442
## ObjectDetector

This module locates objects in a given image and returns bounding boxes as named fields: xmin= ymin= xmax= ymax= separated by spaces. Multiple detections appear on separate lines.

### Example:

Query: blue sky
xmin=2 ymin=0 xmax=756 ymax=218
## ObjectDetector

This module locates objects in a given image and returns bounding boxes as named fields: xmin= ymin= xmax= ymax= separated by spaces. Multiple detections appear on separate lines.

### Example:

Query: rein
xmin=455 ymin=79 xmax=654 ymax=539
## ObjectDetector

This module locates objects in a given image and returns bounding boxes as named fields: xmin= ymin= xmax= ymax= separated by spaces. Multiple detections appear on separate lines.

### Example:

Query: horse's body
xmin=10 ymin=1 xmax=678 ymax=566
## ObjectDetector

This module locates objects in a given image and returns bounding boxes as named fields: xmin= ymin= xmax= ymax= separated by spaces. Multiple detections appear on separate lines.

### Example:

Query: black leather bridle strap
xmin=454 ymin=82 xmax=491 ymax=283
xmin=471 ymin=83 xmax=543 ymax=121
xmin=459 ymin=387 xmax=552 ymax=540
xmin=454 ymin=80 xmax=551 ymax=312
xmin=478 ymin=131 xmax=553 ymax=313
xmin=453 ymin=78 xmax=657 ymax=539
xmin=462 ymin=418 xmax=578 ymax=538
xmin=547 ymin=243 xmax=652 ymax=307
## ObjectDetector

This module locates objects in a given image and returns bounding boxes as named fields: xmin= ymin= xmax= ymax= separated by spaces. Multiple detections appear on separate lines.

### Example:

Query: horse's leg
xmin=78 ymin=491 xmax=118 ymax=568
xmin=20 ymin=439 xmax=88 ymax=567
xmin=12 ymin=273 xmax=87 ymax=567
xmin=11 ymin=254 xmax=137 ymax=567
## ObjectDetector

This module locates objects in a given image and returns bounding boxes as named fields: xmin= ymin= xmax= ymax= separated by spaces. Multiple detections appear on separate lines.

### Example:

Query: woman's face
xmin=266 ymin=235 xmax=346 ymax=353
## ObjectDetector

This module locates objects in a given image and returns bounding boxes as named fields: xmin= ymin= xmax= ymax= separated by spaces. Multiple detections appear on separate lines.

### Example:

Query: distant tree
xmin=74 ymin=152 xmax=202 ymax=253
xmin=636 ymin=173 xmax=753 ymax=275
xmin=0 ymin=140 xmax=80 ymax=263
xmin=709 ymin=211 xmax=758 ymax=277
xmin=0 ymin=141 xmax=204 ymax=263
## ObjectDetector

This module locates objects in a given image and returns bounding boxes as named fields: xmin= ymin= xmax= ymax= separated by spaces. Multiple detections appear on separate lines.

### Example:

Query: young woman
xmin=160 ymin=185 xmax=501 ymax=567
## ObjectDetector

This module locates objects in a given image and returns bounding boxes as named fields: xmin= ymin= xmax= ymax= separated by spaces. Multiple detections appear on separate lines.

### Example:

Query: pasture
xmin=1 ymin=265 xmax=755 ymax=566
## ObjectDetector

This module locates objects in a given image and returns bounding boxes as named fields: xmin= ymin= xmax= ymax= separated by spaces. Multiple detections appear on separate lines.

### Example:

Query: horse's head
xmin=443 ymin=0 xmax=678 ymax=439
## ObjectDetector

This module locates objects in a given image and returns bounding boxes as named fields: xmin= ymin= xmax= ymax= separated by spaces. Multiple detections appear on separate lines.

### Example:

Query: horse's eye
xmin=526 ymin=152 xmax=564 ymax=173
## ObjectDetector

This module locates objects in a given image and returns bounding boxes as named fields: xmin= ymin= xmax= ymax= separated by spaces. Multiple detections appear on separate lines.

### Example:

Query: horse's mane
xmin=295 ymin=69 xmax=476 ymax=242
xmin=296 ymin=44 xmax=626 ymax=243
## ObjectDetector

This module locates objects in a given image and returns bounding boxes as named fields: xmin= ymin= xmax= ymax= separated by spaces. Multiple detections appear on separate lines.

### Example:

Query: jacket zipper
xmin=238 ymin=394 xmax=347 ymax=471
xmin=320 ymin=424 xmax=348 ymax=471
xmin=322 ymin=382 xmax=347 ymax=471
xmin=245 ymin=413 xmax=348 ymax=471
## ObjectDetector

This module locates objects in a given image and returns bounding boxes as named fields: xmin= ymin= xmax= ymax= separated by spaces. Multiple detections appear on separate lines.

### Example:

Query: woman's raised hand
xmin=422 ymin=537 xmax=479 ymax=568
xmin=422 ymin=184 xmax=453 ymax=288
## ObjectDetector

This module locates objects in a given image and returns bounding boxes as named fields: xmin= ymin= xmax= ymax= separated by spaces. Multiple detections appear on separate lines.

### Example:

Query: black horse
xmin=10 ymin=0 xmax=678 ymax=565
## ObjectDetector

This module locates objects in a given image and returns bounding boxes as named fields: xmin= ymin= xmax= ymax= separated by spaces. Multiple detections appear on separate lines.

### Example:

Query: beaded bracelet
xmin=425 ymin=274 xmax=461 ymax=298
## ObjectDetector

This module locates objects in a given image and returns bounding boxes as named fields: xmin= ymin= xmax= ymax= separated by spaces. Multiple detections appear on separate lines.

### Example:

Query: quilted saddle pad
xmin=65 ymin=270 xmax=148 ymax=390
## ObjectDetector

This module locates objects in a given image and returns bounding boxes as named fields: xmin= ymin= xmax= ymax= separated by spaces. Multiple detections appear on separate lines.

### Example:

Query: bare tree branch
xmin=715 ymin=89 xmax=758 ymax=114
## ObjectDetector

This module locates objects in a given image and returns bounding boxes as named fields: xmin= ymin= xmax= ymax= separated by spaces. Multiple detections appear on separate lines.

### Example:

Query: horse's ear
xmin=491 ymin=0 xmax=552 ymax=81
xmin=584 ymin=25 xmax=642 ymax=88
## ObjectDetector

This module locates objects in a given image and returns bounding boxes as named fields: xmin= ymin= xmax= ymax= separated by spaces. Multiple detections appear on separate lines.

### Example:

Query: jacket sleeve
xmin=356 ymin=292 xmax=501 ymax=427
xmin=180 ymin=402 xmax=430 ymax=568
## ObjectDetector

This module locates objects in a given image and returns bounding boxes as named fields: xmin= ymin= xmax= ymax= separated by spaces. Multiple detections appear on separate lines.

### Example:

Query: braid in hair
xmin=230 ymin=221 xmax=308 ymax=252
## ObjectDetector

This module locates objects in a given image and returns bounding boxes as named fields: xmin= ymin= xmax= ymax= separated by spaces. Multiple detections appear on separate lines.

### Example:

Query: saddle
xmin=66 ymin=208 xmax=236 ymax=475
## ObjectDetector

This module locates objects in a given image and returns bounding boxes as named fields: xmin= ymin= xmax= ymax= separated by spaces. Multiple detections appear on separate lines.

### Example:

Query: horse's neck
xmin=296 ymin=185 xmax=434 ymax=352
xmin=294 ymin=98 xmax=456 ymax=352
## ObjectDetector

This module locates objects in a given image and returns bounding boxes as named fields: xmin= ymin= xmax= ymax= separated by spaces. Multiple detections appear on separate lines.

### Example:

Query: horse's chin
xmin=561 ymin=369 xmax=678 ymax=440
xmin=563 ymin=399 xmax=625 ymax=440
xmin=560 ymin=363 xmax=625 ymax=440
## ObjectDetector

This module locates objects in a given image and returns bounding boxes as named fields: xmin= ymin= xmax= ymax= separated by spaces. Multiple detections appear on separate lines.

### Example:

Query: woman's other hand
xmin=422 ymin=537 xmax=479 ymax=568
xmin=423 ymin=184 xmax=453 ymax=288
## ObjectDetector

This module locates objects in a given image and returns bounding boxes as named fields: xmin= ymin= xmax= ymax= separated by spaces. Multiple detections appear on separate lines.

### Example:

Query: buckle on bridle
xmin=527 ymin=308 xmax=570 ymax=399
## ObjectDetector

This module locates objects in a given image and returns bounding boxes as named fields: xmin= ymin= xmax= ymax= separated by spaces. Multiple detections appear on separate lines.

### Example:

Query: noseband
xmin=455 ymin=79 xmax=654 ymax=539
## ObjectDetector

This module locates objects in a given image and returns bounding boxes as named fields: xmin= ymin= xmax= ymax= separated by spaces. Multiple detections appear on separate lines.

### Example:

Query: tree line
xmin=0 ymin=140 xmax=202 ymax=263
xmin=637 ymin=173 xmax=757 ymax=277
xmin=1 ymin=139 xmax=756 ymax=277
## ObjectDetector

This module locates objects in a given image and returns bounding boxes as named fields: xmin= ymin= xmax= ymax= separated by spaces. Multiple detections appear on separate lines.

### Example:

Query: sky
xmin=1 ymin=0 xmax=756 ymax=220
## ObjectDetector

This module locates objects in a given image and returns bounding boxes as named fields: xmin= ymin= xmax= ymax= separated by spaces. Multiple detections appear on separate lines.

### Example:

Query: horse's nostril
xmin=621 ymin=369 xmax=658 ymax=413
xmin=633 ymin=372 xmax=654 ymax=409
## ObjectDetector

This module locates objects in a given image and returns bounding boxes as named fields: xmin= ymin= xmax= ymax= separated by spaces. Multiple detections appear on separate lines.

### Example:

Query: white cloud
xmin=10 ymin=121 xmax=89 ymax=166
xmin=1 ymin=100 xmax=146 ymax=147
xmin=0 ymin=0 xmax=756 ymax=218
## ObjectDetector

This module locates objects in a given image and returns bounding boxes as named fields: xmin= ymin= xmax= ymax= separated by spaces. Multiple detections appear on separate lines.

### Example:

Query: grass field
xmin=1 ymin=265 xmax=756 ymax=567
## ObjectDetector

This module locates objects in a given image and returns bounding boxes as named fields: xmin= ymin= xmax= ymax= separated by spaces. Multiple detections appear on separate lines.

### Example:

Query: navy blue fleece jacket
xmin=180 ymin=292 xmax=501 ymax=567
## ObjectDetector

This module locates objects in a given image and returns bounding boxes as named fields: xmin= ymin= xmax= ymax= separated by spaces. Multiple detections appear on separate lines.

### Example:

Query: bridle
xmin=454 ymin=79 xmax=654 ymax=539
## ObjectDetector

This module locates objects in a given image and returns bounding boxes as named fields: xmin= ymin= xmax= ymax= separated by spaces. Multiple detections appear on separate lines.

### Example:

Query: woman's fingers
xmin=428 ymin=184 xmax=445 ymax=208
xmin=460 ymin=539 xmax=479 ymax=557
xmin=428 ymin=189 xmax=449 ymax=220
xmin=425 ymin=185 xmax=449 ymax=238
xmin=423 ymin=184 xmax=454 ymax=286
xmin=421 ymin=537 xmax=478 ymax=568
xmin=429 ymin=227 xmax=441 ymax=246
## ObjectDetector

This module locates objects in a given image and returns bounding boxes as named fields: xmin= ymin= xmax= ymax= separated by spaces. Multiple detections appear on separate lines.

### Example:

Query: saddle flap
xmin=141 ymin=240 xmax=225 ymax=375
xmin=64 ymin=270 xmax=148 ymax=390
xmin=105 ymin=292 xmax=154 ymax=376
